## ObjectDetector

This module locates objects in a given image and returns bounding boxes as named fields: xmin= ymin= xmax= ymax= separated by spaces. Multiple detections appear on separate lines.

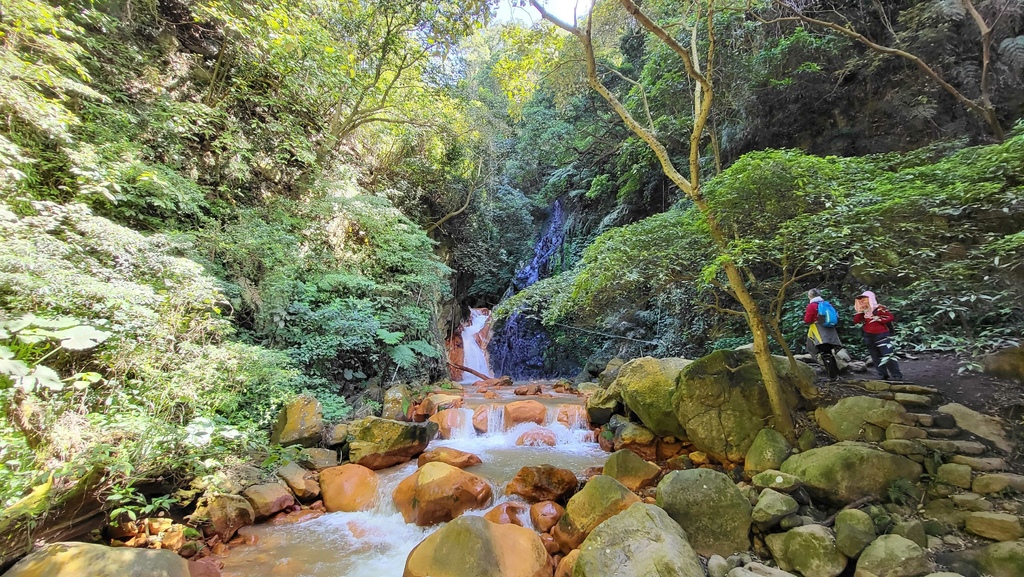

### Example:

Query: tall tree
xmin=530 ymin=0 xmax=801 ymax=438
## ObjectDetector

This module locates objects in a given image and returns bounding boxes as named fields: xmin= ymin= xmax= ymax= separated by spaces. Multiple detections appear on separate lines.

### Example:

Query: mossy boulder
xmin=615 ymin=356 xmax=691 ymax=437
xmin=597 ymin=358 xmax=625 ymax=388
xmin=982 ymin=345 xmax=1024 ymax=382
xmin=744 ymin=427 xmax=793 ymax=478
xmin=854 ymin=534 xmax=930 ymax=577
xmin=765 ymin=524 xmax=848 ymax=577
xmin=780 ymin=442 xmax=922 ymax=504
xmin=573 ymin=503 xmax=705 ymax=577
xmin=270 ymin=394 xmax=323 ymax=447
xmin=815 ymin=396 xmax=908 ymax=442
xmin=656 ymin=468 xmax=752 ymax=557
xmin=977 ymin=540 xmax=1024 ymax=577
xmin=403 ymin=516 xmax=550 ymax=577
xmin=3 ymin=542 xmax=189 ymax=577
xmin=346 ymin=416 xmax=438 ymax=470
xmin=585 ymin=384 xmax=621 ymax=426
xmin=602 ymin=449 xmax=661 ymax=492
xmin=752 ymin=488 xmax=799 ymax=527
xmin=551 ymin=475 xmax=639 ymax=553
xmin=835 ymin=508 xmax=876 ymax=558
xmin=673 ymin=349 xmax=814 ymax=462
xmin=382 ymin=384 xmax=413 ymax=421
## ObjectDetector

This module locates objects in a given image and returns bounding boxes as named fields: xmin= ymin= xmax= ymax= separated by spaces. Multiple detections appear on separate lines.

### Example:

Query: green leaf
xmin=388 ymin=344 xmax=417 ymax=368
xmin=31 ymin=317 xmax=80 ymax=329
xmin=52 ymin=325 xmax=111 ymax=350
xmin=24 ymin=365 xmax=64 ymax=391
xmin=375 ymin=329 xmax=405 ymax=345
xmin=406 ymin=340 xmax=440 ymax=358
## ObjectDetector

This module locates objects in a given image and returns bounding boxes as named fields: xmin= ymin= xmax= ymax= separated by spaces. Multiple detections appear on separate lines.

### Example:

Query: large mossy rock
xmin=615 ymin=356 xmax=691 ymax=437
xmin=982 ymin=345 xmax=1024 ymax=382
xmin=977 ymin=540 xmax=1024 ymax=577
xmin=205 ymin=494 xmax=255 ymax=540
xmin=655 ymin=468 xmax=752 ymax=557
xmin=346 ymin=416 xmax=438 ymax=469
xmin=765 ymin=524 xmax=848 ymax=577
xmin=3 ymin=542 xmax=189 ymax=577
xmin=673 ymin=349 xmax=813 ymax=462
xmin=585 ymin=384 xmax=621 ymax=426
xmin=551 ymin=475 xmax=639 ymax=553
xmin=574 ymin=503 xmax=705 ymax=577
xmin=780 ymin=442 xmax=922 ymax=504
xmin=853 ymin=534 xmax=931 ymax=577
xmin=744 ymin=427 xmax=793 ymax=478
xmin=602 ymin=449 xmax=661 ymax=492
xmin=270 ymin=394 xmax=323 ymax=447
xmin=382 ymin=384 xmax=413 ymax=421
xmin=835 ymin=508 xmax=876 ymax=558
xmin=815 ymin=396 xmax=907 ymax=441
xmin=597 ymin=358 xmax=625 ymax=388
xmin=403 ymin=516 xmax=550 ymax=577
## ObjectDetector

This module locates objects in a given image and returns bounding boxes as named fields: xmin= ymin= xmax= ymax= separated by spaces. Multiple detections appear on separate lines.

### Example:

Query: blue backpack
xmin=817 ymin=300 xmax=839 ymax=327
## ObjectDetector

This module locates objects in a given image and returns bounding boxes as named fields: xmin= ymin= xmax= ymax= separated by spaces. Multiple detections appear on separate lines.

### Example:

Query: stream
xmin=219 ymin=387 xmax=604 ymax=577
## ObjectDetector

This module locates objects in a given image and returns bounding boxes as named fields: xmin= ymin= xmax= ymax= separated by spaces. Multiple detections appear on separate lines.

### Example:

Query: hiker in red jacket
xmin=803 ymin=288 xmax=841 ymax=381
xmin=853 ymin=290 xmax=904 ymax=380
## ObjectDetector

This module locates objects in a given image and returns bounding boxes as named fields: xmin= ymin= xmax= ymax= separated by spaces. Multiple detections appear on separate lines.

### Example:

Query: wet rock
xmin=503 ymin=400 xmax=547 ymax=429
xmin=765 ymin=524 xmax=847 ymax=577
xmin=346 ymin=416 xmax=437 ymax=469
xmin=854 ymin=534 xmax=930 ymax=577
xmin=815 ymin=396 xmax=908 ymax=442
xmin=982 ymin=345 xmax=1024 ymax=382
xmin=552 ymin=475 xmax=639 ymax=553
xmin=530 ymin=501 xmax=565 ymax=532
xmin=270 ymin=395 xmax=323 ymax=447
xmin=516 ymin=427 xmax=557 ymax=447
xmin=428 ymin=408 xmax=468 ymax=440
xmin=744 ymin=428 xmax=793 ymax=479
xmin=506 ymin=465 xmax=578 ymax=503
xmin=555 ymin=549 xmax=579 ymax=577
xmin=602 ymin=449 xmax=661 ymax=491
xmin=937 ymin=403 xmax=1013 ymax=453
xmin=977 ymin=539 xmax=1024 ymax=577
xmin=964 ymin=512 xmax=1024 ymax=541
xmin=674 ymin=350 xmax=813 ymax=462
xmin=298 ymin=447 xmax=338 ymax=470
xmin=484 ymin=502 xmax=528 ymax=526
xmin=206 ymin=494 xmax=255 ymax=540
xmin=3 ymin=542 xmax=190 ymax=577
xmin=404 ymin=516 xmax=549 ymax=577
xmin=835 ymin=509 xmax=876 ymax=558
xmin=656 ymin=468 xmax=752 ymax=557
xmin=472 ymin=404 xmax=492 ymax=433
xmin=936 ymin=463 xmax=973 ymax=489
xmin=475 ymin=376 xmax=514 ymax=388
xmin=574 ymin=502 xmax=704 ymax=577
xmin=585 ymin=384 xmax=621 ymax=426
xmin=614 ymin=356 xmax=691 ymax=437
xmin=382 ymin=384 xmax=413 ymax=421
xmin=514 ymin=384 xmax=542 ymax=395
xmin=393 ymin=461 xmax=492 ymax=526
xmin=276 ymin=463 xmax=319 ymax=504
xmin=780 ymin=442 xmax=922 ymax=504
xmin=555 ymin=404 xmax=588 ymax=429
xmin=242 ymin=482 xmax=295 ymax=520
xmin=612 ymin=422 xmax=657 ymax=461
xmin=417 ymin=447 xmax=482 ymax=469
xmin=752 ymin=488 xmax=799 ymax=527
xmin=319 ymin=464 xmax=379 ymax=512
xmin=417 ymin=393 xmax=464 ymax=419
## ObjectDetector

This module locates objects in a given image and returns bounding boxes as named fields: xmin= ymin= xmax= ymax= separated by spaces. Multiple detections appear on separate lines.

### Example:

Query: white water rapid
xmin=219 ymin=387 xmax=605 ymax=577
xmin=459 ymin=308 xmax=493 ymax=383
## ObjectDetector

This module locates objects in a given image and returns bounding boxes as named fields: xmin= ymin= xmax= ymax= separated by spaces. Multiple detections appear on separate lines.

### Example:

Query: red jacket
xmin=854 ymin=306 xmax=895 ymax=334
xmin=803 ymin=301 xmax=821 ymax=324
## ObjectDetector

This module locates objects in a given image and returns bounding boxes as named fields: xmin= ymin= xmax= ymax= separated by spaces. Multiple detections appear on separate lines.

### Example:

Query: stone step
xmin=893 ymin=393 xmax=934 ymax=408
xmin=919 ymin=439 xmax=987 ymax=456
xmin=949 ymin=455 xmax=1008 ymax=472
xmin=923 ymin=427 xmax=962 ymax=439
xmin=890 ymin=384 xmax=941 ymax=395
xmin=972 ymin=473 xmax=1024 ymax=494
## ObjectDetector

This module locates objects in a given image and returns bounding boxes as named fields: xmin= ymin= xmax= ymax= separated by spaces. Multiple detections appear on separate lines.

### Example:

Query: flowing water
xmin=460 ymin=308 xmax=494 ymax=383
xmin=219 ymin=386 xmax=605 ymax=577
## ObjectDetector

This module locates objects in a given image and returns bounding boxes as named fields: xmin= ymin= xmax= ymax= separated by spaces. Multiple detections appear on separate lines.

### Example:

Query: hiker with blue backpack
xmin=854 ymin=290 xmax=904 ymax=380
xmin=804 ymin=288 xmax=842 ymax=381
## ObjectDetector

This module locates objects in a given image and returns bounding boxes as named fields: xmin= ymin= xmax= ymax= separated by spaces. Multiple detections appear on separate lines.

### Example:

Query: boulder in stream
xmin=346 ymin=416 xmax=437 ymax=469
xmin=530 ymin=501 xmax=565 ymax=532
xmin=506 ymin=464 xmax=578 ymax=503
xmin=428 ymin=408 xmax=467 ymax=439
xmin=417 ymin=446 xmax=482 ymax=469
xmin=403 ymin=515 xmax=550 ymax=577
xmin=242 ymin=482 xmax=295 ymax=520
xmin=574 ymin=502 xmax=705 ymax=577
xmin=585 ymin=384 xmax=621 ymax=426
xmin=551 ymin=474 xmax=640 ymax=553
xmin=602 ymin=449 xmax=661 ymax=492
xmin=319 ymin=464 xmax=379 ymax=512
xmin=503 ymin=400 xmax=547 ymax=429
xmin=615 ymin=356 xmax=691 ymax=438
xmin=3 ymin=542 xmax=190 ymax=577
xmin=270 ymin=394 xmax=323 ymax=447
xmin=382 ymin=384 xmax=414 ymax=421
xmin=516 ymin=427 xmax=557 ymax=446
xmin=393 ymin=461 xmax=492 ymax=526
xmin=205 ymin=493 xmax=255 ymax=540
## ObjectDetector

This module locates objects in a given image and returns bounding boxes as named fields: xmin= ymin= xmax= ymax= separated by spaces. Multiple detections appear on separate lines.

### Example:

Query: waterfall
xmin=460 ymin=308 xmax=493 ymax=383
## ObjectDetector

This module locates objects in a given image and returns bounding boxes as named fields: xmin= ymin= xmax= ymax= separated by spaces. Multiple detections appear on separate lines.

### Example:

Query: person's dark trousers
xmin=816 ymin=343 xmax=841 ymax=380
xmin=863 ymin=331 xmax=903 ymax=380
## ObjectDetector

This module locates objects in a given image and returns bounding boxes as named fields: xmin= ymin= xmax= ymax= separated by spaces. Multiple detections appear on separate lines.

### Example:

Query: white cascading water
xmin=459 ymin=308 xmax=493 ymax=383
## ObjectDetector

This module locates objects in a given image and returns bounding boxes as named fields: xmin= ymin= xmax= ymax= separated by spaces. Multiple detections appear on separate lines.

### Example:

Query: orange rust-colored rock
xmin=472 ymin=404 xmax=491 ymax=433
xmin=393 ymin=461 xmax=493 ymax=526
xmin=517 ymin=427 xmax=557 ymax=447
xmin=428 ymin=408 xmax=467 ymax=440
xmin=269 ymin=508 xmax=323 ymax=525
xmin=403 ymin=516 xmax=551 ymax=577
xmin=555 ymin=549 xmax=579 ymax=577
xmin=540 ymin=533 xmax=560 ymax=555
xmin=530 ymin=501 xmax=565 ymax=533
xmin=657 ymin=438 xmax=686 ymax=460
xmin=515 ymin=384 xmax=543 ymax=396
xmin=504 ymin=400 xmax=547 ymax=429
xmin=474 ymin=376 xmax=513 ymax=388
xmin=484 ymin=391 xmax=499 ymax=399
xmin=418 ymin=394 xmax=464 ymax=418
xmin=417 ymin=446 xmax=482 ymax=469
xmin=319 ymin=464 xmax=379 ymax=512
xmin=506 ymin=465 xmax=578 ymax=503
xmin=243 ymin=483 xmax=295 ymax=520
xmin=551 ymin=475 xmax=640 ymax=554
xmin=483 ymin=502 xmax=528 ymax=526
xmin=555 ymin=405 xmax=588 ymax=429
